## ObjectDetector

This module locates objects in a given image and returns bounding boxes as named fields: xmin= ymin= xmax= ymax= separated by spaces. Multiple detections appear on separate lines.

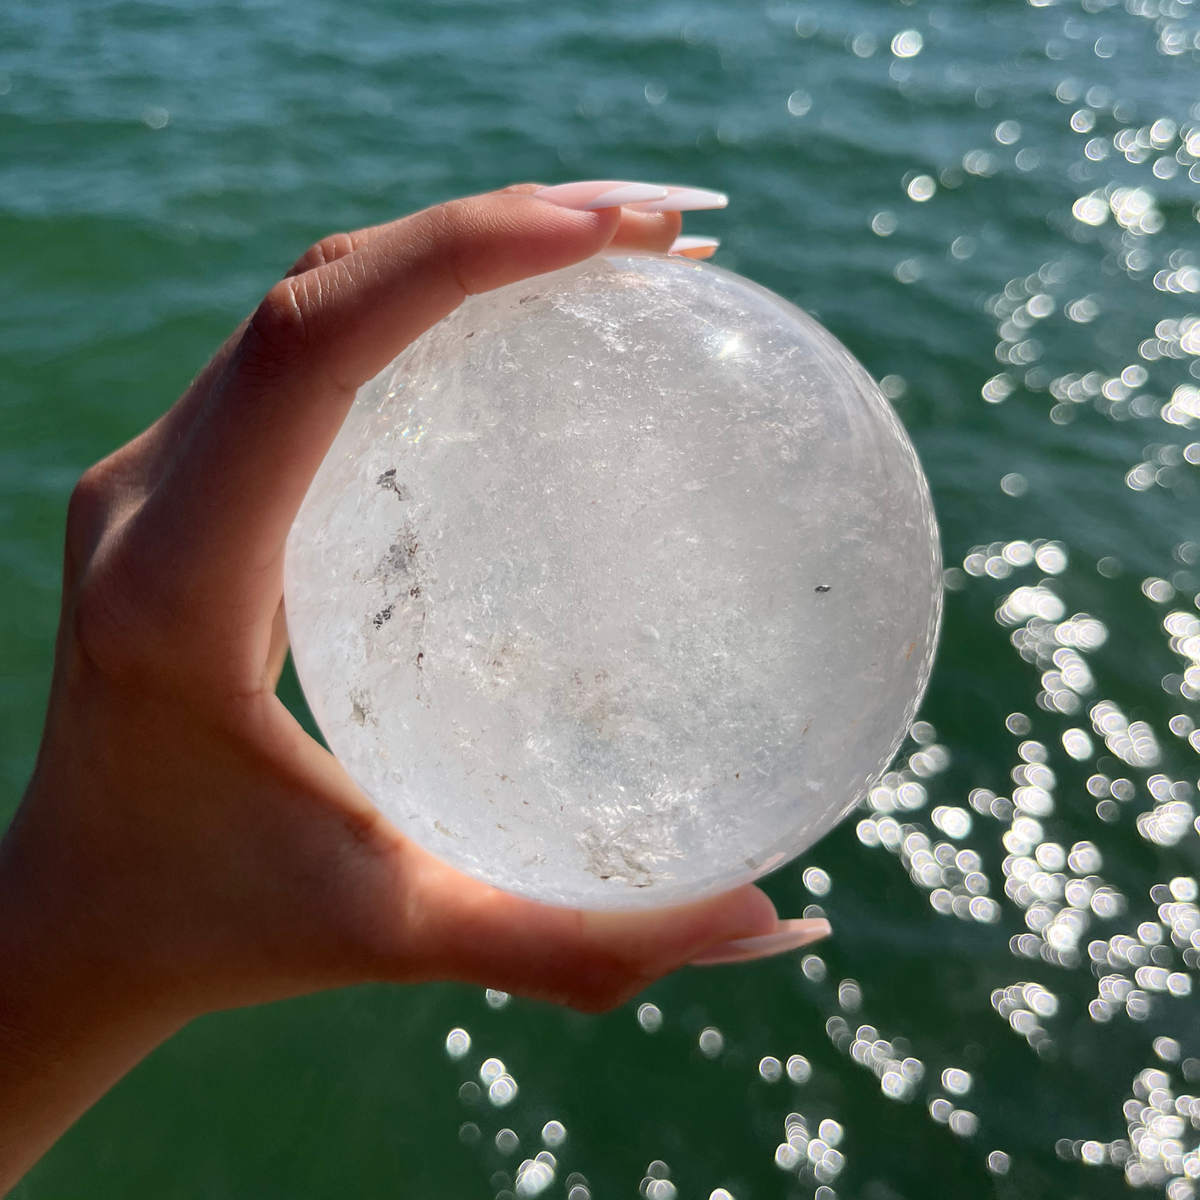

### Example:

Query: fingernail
xmin=533 ymin=181 xmax=670 ymax=211
xmin=626 ymin=186 xmax=729 ymax=213
xmin=689 ymin=918 xmax=831 ymax=967
xmin=668 ymin=235 xmax=720 ymax=259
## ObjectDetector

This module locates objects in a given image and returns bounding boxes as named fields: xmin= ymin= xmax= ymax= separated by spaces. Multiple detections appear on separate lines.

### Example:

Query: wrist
xmin=0 ymin=790 xmax=187 ymax=1194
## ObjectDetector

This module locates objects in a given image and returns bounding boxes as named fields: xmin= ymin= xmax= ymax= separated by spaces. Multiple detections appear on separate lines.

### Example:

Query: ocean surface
xmin=3 ymin=0 xmax=1200 ymax=1197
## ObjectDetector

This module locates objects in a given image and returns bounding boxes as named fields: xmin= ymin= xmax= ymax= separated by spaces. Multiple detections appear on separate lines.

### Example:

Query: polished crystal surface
xmin=285 ymin=253 xmax=941 ymax=908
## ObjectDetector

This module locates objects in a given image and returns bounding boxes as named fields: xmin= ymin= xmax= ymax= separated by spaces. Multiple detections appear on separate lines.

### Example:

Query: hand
xmin=0 ymin=182 xmax=827 ymax=1191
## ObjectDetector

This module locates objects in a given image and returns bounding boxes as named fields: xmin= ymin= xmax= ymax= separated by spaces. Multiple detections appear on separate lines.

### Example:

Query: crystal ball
xmin=284 ymin=253 xmax=941 ymax=909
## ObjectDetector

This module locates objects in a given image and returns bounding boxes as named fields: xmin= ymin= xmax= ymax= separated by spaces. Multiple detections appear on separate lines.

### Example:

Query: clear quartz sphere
xmin=284 ymin=252 xmax=941 ymax=908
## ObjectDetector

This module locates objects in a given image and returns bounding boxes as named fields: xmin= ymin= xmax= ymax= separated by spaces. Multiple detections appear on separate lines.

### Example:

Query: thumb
xmin=393 ymin=845 xmax=829 ymax=1012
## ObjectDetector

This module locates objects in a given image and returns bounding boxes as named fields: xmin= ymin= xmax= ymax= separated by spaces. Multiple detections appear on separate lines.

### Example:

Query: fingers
xmin=122 ymin=191 xmax=629 ymax=647
xmin=284 ymin=230 xmax=375 ymax=278
xmin=468 ymin=184 xmax=684 ymax=253
xmin=83 ymin=182 xmax=708 ymax=538
xmin=387 ymin=842 xmax=799 ymax=1012
xmin=114 ymin=181 xmax=725 ymax=675
xmin=279 ymin=188 xmax=685 ymax=277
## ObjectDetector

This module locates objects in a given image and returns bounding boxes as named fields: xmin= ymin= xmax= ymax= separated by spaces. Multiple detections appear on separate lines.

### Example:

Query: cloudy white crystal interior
xmin=284 ymin=252 xmax=941 ymax=908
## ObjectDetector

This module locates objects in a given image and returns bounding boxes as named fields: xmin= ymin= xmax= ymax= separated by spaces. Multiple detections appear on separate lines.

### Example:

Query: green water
xmin=3 ymin=0 xmax=1199 ymax=1196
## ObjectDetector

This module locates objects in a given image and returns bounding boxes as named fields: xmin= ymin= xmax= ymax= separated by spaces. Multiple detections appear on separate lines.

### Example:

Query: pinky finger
xmin=669 ymin=236 xmax=720 ymax=260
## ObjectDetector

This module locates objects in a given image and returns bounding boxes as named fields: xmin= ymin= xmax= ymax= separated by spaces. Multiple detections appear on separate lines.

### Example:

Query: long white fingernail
xmin=689 ymin=918 xmax=831 ymax=966
xmin=626 ymin=187 xmax=729 ymax=213
xmin=668 ymin=236 xmax=720 ymax=259
xmin=533 ymin=181 xmax=670 ymax=210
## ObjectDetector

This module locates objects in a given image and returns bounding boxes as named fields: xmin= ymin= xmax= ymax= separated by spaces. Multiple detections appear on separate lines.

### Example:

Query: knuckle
xmin=70 ymin=537 xmax=155 ymax=678
xmin=431 ymin=195 xmax=475 ymax=230
xmin=71 ymin=532 xmax=211 ymax=689
xmin=238 ymin=278 xmax=311 ymax=382
xmin=287 ymin=232 xmax=354 ymax=277
xmin=588 ymin=976 xmax=652 ymax=1014
xmin=61 ymin=459 xmax=167 ymax=679
xmin=422 ymin=197 xmax=484 ymax=254
xmin=416 ymin=198 xmax=489 ymax=293
xmin=554 ymin=956 xmax=650 ymax=1014
xmin=64 ymin=465 xmax=115 ymax=567
xmin=67 ymin=505 xmax=186 ymax=683
xmin=565 ymin=985 xmax=633 ymax=1015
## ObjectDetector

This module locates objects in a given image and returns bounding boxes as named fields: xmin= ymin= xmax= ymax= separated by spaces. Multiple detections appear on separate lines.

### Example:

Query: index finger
xmin=280 ymin=186 xmax=683 ymax=278
xmin=125 ymin=189 xmax=632 ymax=638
